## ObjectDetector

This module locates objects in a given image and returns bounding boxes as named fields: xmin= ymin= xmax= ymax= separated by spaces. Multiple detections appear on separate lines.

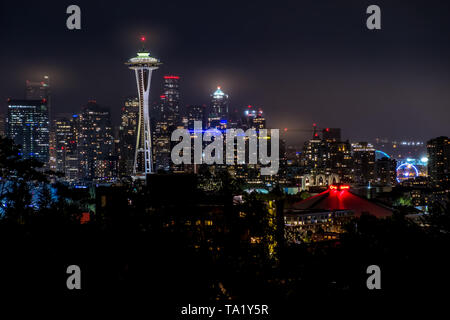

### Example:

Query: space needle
xmin=125 ymin=36 xmax=162 ymax=179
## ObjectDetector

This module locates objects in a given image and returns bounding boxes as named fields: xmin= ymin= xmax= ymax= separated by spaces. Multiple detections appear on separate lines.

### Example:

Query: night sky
xmin=1 ymin=0 xmax=449 ymax=144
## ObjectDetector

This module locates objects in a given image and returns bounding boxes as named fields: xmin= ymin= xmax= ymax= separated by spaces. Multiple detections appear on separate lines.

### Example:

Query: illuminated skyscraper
xmin=352 ymin=142 xmax=376 ymax=185
xmin=125 ymin=37 xmax=162 ymax=178
xmin=243 ymin=105 xmax=266 ymax=130
xmin=53 ymin=117 xmax=75 ymax=174
xmin=208 ymin=86 xmax=228 ymax=130
xmin=152 ymin=120 xmax=171 ymax=172
xmin=302 ymin=138 xmax=323 ymax=173
xmin=162 ymin=75 xmax=181 ymax=125
xmin=301 ymin=130 xmax=353 ymax=183
xmin=427 ymin=136 xmax=450 ymax=189
xmin=118 ymin=97 xmax=139 ymax=177
xmin=7 ymin=99 xmax=50 ymax=163
xmin=151 ymin=76 xmax=181 ymax=172
xmin=187 ymin=105 xmax=206 ymax=130
xmin=374 ymin=157 xmax=397 ymax=186
xmin=329 ymin=141 xmax=353 ymax=182
xmin=77 ymin=101 xmax=114 ymax=181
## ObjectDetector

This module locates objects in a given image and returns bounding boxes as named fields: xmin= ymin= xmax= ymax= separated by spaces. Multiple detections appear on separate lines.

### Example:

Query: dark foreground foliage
xmin=1 ymin=136 xmax=449 ymax=316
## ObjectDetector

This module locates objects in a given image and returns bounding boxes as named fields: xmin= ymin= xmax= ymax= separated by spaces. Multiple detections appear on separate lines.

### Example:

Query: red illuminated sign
xmin=329 ymin=184 xmax=350 ymax=191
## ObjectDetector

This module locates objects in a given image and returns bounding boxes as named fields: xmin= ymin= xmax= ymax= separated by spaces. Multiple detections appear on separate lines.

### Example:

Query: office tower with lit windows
xmin=243 ymin=105 xmax=266 ymax=130
xmin=316 ymin=135 xmax=349 ymax=178
xmin=300 ymin=127 xmax=352 ymax=184
xmin=64 ymin=120 xmax=81 ymax=182
xmin=252 ymin=112 xmax=266 ymax=130
xmin=53 ymin=117 xmax=76 ymax=174
xmin=151 ymin=75 xmax=181 ymax=173
xmin=171 ymin=104 xmax=206 ymax=174
xmin=52 ymin=113 xmax=81 ymax=181
xmin=151 ymin=96 xmax=170 ymax=173
xmin=352 ymin=142 xmax=376 ymax=185
xmin=77 ymin=101 xmax=114 ymax=181
xmin=64 ymin=151 xmax=80 ymax=182
xmin=208 ymin=86 xmax=229 ymax=130
xmin=187 ymin=105 xmax=206 ymax=130
xmin=329 ymin=141 xmax=353 ymax=182
xmin=320 ymin=128 xmax=352 ymax=181
xmin=118 ymin=97 xmax=139 ymax=177
xmin=302 ymin=138 xmax=324 ymax=174
xmin=374 ymin=157 xmax=397 ymax=186
xmin=125 ymin=38 xmax=161 ymax=178
xmin=427 ymin=136 xmax=450 ymax=189
xmin=226 ymin=105 xmax=267 ymax=183
xmin=162 ymin=75 xmax=181 ymax=126
xmin=152 ymin=119 xmax=171 ymax=172
xmin=7 ymin=99 xmax=49 ymax=163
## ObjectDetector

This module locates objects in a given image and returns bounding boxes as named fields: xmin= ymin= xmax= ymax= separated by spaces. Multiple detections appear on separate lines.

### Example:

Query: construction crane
xmin=281 ymin=123 xmax=330 ymax=139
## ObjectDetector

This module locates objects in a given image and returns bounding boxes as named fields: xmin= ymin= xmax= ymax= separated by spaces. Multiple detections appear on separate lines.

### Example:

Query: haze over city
xmin=1 ymin=0 xmax=450 ymax=144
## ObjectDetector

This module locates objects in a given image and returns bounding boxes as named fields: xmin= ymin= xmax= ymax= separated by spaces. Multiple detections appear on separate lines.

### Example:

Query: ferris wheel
xmin=396 ymin=163 xmax=419 ymax=183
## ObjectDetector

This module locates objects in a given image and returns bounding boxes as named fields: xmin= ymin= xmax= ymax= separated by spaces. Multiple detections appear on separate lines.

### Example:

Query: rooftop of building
xmin=289 ymin=184 xmax=393 ymax=218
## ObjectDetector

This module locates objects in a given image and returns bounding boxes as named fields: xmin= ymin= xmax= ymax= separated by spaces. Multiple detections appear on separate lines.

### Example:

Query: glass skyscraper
xmin=7 ymin=99 xmax=50 ymax=163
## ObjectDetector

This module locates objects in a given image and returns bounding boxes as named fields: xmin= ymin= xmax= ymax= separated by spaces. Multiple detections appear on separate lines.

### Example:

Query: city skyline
xmin=1 ymin=2 xmax=449 ymax=309
xmin=1 ymin=1 xmax=450 ymax=144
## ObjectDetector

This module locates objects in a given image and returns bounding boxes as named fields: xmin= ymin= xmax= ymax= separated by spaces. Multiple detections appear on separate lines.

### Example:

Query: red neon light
xmin=141 ymin=36 xmax=146 ymax=42
xmin=160 ymin=95 xmax=166 ymax=99
xmin=164 ymin=75 xmax=180 ymax=79
xmin=326 ymin=128 xmax=329 ymax=132
xmin=329 ymin=184 xmax=350 ymax=191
